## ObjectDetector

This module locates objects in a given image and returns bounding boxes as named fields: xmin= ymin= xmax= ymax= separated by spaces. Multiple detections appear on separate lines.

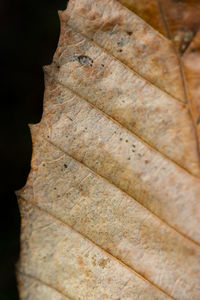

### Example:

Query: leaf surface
xmin=182 ymin=30 xmax=200 ymax=150
xmin=17 ymin=1 xmax=200 ymax=299
xmin=118 ymin=0 xmax=200 ymax=54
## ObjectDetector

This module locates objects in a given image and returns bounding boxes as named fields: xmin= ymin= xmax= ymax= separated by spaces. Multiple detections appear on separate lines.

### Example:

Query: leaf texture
xmin=182 ymin=30 xmax=200 ymax=151
xmin=66 ymin=0 xmax=185 ymax=101
xmin=17 ymin=1 xmax=200 ymax=299
xmin=118 ymin=0 xmax=200 ymax=54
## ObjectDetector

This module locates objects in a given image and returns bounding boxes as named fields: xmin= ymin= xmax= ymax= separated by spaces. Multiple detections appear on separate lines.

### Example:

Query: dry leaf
xmin=17 ymin=0 xmax=200 ymax=299
xmin=66 ymin=0 xmax=185 ymax=101
xmin=118 ymin=0 xmax=200 ymax=54
xmin=118 ymin=0 xmax=168 ymax=36
xmin=182 ymin=30 xmax=200 ymax=151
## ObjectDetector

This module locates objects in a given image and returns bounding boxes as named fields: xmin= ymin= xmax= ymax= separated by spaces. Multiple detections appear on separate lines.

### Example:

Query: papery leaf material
xmin=17 ymin=1 xmax=200 ymax=299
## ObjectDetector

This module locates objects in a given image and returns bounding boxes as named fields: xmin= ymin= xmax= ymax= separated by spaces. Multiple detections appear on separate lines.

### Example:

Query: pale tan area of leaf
xmin=18 ymin=124 xmax=200 ymax=299
xmin=17 ymin=199 xmax=172 ymax=300
xmin=23 ymin=76 xmax=200 ymax=245
xmin=45 ymin=23 xmax=200 ymax=176
xmin=65 ymin=0 xmax=185 ymax=101
xmin=17 ymin=273 xmax=70 ymax=300
xmin=182 ymin=30 xmax=200 ymax=152
xmin=17 ymin=0 xmax=200 ymax=299
xmin=118 ymin=0 xmax=200 ymax=55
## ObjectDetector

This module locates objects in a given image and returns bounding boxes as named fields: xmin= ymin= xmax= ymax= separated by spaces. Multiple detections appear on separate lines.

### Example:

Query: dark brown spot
xmin=126 ymin=31 xmax=132 ymax=36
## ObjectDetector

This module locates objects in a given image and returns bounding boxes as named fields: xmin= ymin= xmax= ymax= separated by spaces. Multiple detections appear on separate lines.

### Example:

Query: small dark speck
xmin=191 ymin=49 xmax=196 ymax=53
xmin=127 ymin=157 xmax=131 ymax=160
xmin=145 ymin=160 xmax=149 ymax=164
xmin=85 ymin=127 xmax=87 ymax=130
xmin=64 ymin=164 xmax=68 ymax=168
xmin=57 ymin=195 xmax=60 ymax=198
xmin=43 ymin=163 xmax=46 ymax=167
xmin=132 ymin=149 xmax=136 ymax=152
xmin=119 ymin=49 xmax=123 ymax=52
xmin=120 ymin=138 xmax=123 ymax=141
xmin=125 ymin=139 xmax=128 ymax=143
xmin=101 ymin=64 xmax=104 ymax=67
xmin=132 ymin=144 xmax=136 ymax=148
xmin=197 ymin=116 xmax=200 ymax=124
xmin=126 ymin=31 xmax=132 ymax=36
xmin=54 ymin=187 xmax=57 ymax=190
xmin=47 ymin=135 xmax=50 ymax=138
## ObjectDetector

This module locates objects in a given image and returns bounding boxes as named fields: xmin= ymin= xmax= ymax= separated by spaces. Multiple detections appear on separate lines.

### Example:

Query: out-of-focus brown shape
xmin=161 ymin=0 xmax=200 ymax=54
xmin=118 ymin=0 xmax=168 ymax=36
xmin=17 ymin=1 xmax=200 ymax=299
xmin=182 ymin=30 xmax=200 ymax=151
xmin=118 ymin=0 xmax=200 ymax=54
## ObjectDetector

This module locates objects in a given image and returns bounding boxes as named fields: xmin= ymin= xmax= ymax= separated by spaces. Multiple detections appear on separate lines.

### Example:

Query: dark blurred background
xmin=0 ymin=0 xmax=68 ymax=299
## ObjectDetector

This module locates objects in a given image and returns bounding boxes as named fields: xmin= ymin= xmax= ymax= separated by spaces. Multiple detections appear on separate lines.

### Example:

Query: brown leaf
xmin=17 ymin=1 xmax=200 ymax=299
xmin=118 ymin=0 xmax=168 ymax=36
xmin=182 ymin=30 xmax=200 ymax=152
xmin=160 ymin=0 xmax=200 ymax=54
xmin=118 ymin=0 xmax=200 ymax=54
xmin=66 ymin=0 xmax=185 ymax=101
